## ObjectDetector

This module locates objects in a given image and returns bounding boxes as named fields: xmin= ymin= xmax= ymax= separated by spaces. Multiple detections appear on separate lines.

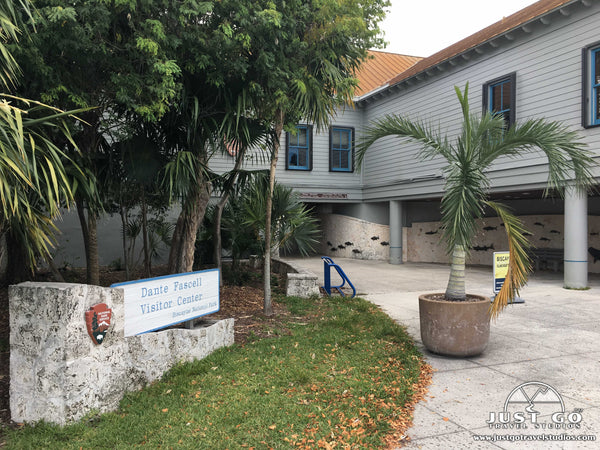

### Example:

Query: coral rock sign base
xmin=9 ymin=282 xmax=234 ymax=425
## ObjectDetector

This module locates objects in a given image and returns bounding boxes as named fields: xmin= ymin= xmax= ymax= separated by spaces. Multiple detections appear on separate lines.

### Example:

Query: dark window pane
xmin=340 ymin=150 xmax=349 ymax=169
xmin=332 ymin=150 xmax=339 ymax=169
xmin=492 ymin=85 xmax=502 ymax=111
xmin=332 ymin=149 xmax=349 ymax=170
xmin=502 ymin=81 xmax=511 ymax=110
xmin=298 ymin=149 xmax=307 ymax=167
xmin=595 ymin=51 xmax=600 ymax=84
xmin=332 ymin=131 xmax=340 ymax=148
xmin=298 ymin=128 xmax=307 ymax=147
xmin=596 ymin=89 xmax=600 ymax=120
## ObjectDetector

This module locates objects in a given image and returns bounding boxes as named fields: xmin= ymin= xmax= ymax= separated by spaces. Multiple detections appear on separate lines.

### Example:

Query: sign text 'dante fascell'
xmin=139 ymin=277 xmax=205 ymax=314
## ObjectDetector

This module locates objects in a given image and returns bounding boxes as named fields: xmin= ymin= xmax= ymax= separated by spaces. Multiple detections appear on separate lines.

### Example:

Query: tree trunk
xmin=4 ymin=231 xmax=33 ymax=283
xmin=214 ymin=200 xmax=225 ymax=287
xmin=141 ymin=190 xmax=151 ymax=278
xmin=445 ymin=244 xmax=466 ymax=301
xmin=87 ymin=212 xmax=100 ymax=285
xmin=264 ymin=109 xmax=285 ymax=316
xmin=76 ymin=198 xmax=100 ymax=285
xmin=168 ymin=171 xmax=212 ymax=274
xmin=214 ymin=148 xmax=246 ymax=287
xmin=74 ymin=117 xmax=101 ymax=285
xmin=119 ymin=204 xmax=130 ymax=280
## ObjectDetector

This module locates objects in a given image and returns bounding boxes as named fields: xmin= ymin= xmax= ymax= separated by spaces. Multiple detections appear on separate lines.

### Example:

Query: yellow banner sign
xmin=493 ymin=251 xmax=509 ymax=293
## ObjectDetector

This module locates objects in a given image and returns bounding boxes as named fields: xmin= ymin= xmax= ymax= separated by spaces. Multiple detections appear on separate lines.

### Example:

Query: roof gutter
xmin=352 ymin=83 xmax=390 ymax=103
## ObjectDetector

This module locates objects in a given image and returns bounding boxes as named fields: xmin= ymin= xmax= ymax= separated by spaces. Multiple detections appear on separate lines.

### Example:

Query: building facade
xmin=214 ymin=0 xmax=600 ymax=285
xmin=52 ymin=0 xmax=600 ymax=286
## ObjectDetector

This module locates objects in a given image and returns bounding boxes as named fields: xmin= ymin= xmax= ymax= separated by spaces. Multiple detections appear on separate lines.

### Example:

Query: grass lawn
xmin=4 ymin=295 xmax=430 ymax=449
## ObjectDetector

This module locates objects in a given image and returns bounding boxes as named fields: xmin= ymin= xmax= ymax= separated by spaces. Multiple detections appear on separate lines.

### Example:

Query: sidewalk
xmin=285 ymin=257 xmax=600 ymax=449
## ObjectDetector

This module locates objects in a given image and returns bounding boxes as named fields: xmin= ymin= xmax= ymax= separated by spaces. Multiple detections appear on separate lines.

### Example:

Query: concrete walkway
xmin=285 ymin=257 xmax=600 ymax=449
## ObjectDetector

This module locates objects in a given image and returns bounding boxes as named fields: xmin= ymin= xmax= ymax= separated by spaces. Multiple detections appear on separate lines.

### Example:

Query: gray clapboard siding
xmin=209 ymin=105 xmax=364 ymax=200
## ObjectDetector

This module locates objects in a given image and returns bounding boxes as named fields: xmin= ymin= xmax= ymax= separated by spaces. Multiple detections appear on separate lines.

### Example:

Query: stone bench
xmin=272 ymin=257 xmax=320 ymax=298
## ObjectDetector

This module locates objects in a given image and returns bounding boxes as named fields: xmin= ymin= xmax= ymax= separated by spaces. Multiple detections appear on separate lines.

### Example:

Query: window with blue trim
xmin=593 ymin=47 xmax=600 ymax=125
xmin=286 ymin=125 xmax=312 ymax=171
xmin=583 ymin=43 xmax=600 ymax=127
xmin=483 ymin=73 xmax=516 ymax=129
xmin=329 ymin=127 xmax=354 ymax=172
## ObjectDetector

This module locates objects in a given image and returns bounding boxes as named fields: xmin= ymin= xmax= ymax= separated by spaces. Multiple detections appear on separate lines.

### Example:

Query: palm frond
xmin=161 ymin=150 xmax=199 ymax=200
xmin=356 ymin=114 xmax=450 ymax=170
xmin=0 ymin=0 xmax=31 ymax=89
xmin=486 ymin=201 xmax=532 ymax=319
xmin=480 ymin=119 xmax=595 ymax=194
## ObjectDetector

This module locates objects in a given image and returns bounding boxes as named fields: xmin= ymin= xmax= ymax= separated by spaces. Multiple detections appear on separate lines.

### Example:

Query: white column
xmin=390 ymin=200 xmax=404 ymax=265
xmin=564 ymin=187 xmax=588 ymax=288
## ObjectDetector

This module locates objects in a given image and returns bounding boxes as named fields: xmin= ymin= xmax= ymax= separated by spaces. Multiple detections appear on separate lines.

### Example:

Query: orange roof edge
xmin=353 ymin=50 xmax=423 ymax=98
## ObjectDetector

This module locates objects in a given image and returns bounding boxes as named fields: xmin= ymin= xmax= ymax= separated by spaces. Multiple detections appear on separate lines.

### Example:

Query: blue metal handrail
xmin=321 ymin=256 xmax=356 ymax=298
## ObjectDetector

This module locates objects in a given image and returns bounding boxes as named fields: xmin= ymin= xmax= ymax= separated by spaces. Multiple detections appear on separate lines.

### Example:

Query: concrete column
xmin=564 ymin=187 xmax=588 ymax=288
xmin=390 ymin=200 xmax=404 ymax=264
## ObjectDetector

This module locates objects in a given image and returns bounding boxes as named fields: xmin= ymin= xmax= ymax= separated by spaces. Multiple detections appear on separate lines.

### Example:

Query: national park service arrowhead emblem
xmin=85 ymin=303 xmax=112 ymax=345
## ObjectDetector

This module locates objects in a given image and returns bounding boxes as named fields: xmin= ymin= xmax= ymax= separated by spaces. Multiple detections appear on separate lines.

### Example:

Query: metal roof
xmin=354 ymin=50 xmax=422 ymax=98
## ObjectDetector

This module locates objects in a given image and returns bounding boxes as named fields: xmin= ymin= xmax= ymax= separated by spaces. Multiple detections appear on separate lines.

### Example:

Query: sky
xmin=379 ymin=0 xmax=540 ymax=57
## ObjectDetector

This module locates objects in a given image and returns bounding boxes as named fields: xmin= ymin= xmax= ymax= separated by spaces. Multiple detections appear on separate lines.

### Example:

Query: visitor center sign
xmin=112 ymin=269 xmax=220 ymax=336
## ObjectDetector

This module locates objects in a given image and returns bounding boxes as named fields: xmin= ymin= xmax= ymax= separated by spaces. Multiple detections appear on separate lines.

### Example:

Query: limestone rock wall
xmin=405 ymin=215 xmax=600 ymax=273
xmin=9 ymin=282 xmax=234 ymax=425
xmin=320 ymin=213 xmax=390 ymax=260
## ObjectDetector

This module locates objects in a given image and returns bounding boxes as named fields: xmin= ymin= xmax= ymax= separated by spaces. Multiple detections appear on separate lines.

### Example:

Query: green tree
xmin=12 ymin=0 xmax=186 ymax=283
xmin=0 ymin=0 xmax=85 ymax=282
xmin=158 ymin=90 xmax=261 ymax=275
xmin=216 ymin=0 xmax=389 ymax=314
xmin=357 ymin=84 xmax=595 ymax=318
xmin=149 ymin=6 xmax=270 ymax=276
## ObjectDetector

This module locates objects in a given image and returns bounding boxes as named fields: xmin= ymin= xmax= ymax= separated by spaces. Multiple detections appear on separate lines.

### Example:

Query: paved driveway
xmin=286 ymin=257 xmax=600 ymax=449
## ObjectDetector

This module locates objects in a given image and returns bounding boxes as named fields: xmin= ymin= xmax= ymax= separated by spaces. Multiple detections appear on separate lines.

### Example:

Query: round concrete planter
xmin=419 ymin=293 xmax=490 ymax=357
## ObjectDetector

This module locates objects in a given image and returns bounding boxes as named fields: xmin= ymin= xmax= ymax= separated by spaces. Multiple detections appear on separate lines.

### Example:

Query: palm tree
xmin=357 ymin=84 xmax=595 ymax=318
xmin=242 ymin=176 xmax=319 ymax=259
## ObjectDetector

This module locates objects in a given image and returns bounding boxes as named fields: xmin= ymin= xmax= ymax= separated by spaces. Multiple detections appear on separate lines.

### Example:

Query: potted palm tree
xmin=357 ymin=84 xmax=594 ymax=357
